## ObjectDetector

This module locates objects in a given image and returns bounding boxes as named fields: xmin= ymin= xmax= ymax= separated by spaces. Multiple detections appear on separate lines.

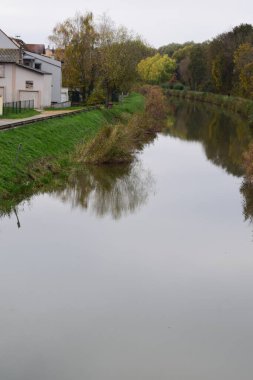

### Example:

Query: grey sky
xmin=1 ymin=0 xmax=253 ymax=48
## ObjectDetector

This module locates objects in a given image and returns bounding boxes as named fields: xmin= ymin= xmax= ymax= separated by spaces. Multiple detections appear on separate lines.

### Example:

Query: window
xmin=26 ymin=81 xmax=33 ymax=89
xmin=23 ymin=59 xmax=31 ymax=67
xmin=35 ymin=63 xmax=41 ymax=70
xmin=0 ymin=64 xmax=5 ymax=78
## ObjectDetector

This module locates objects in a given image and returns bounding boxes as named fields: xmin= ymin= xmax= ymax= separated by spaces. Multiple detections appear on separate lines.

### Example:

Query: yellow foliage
xmin=137 ymin=53 xmax=176 ymax=83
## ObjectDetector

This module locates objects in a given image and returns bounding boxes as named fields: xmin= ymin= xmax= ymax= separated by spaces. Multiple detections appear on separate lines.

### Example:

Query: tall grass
xmin=75 ymin=86 xmax=168 ymax=165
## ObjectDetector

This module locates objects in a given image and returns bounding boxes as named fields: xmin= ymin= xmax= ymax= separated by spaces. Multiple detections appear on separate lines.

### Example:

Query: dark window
xmin=26 ymin=81 xmax=33 ymax=89
xmin=35 ymin=63 xmax=41 ymax=70
xmin=23 ymin=59 xmax=30 ymax=66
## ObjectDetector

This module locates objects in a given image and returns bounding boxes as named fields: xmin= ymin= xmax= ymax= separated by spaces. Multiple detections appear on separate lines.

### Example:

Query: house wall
xmin=42 ymin=74 xmax=52 ymax=107
xmin=0 ymin=64 xmax=15 ymax=103
xmin=16 ymin=66 xmax=52 ymax=108
xmin=0 ymin=96 xmax=2 ymax=115
xmin=0 ymin=63 xmax=52 ymax=108
xmin=24 ymin=52 xmax=62 ymax=103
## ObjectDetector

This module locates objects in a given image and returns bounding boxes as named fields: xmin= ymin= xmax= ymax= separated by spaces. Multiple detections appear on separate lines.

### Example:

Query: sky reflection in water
xmin=1 ymin=103 xmax=253 ymax=380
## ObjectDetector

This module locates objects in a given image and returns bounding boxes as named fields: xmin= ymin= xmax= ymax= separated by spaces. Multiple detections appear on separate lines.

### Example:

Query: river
xmin=1 ymin=100 xmax=253 ymax=379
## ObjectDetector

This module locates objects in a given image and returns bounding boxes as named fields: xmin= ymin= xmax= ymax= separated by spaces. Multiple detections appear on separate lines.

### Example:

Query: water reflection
xmin=165 ymin=98 xmax=253 ymax=228
xmin=240 ymin=180 xmax=253 ymax=223
xmin=51 ymin=161 xmax=155 ymax=219
xmin=165 ymin=99 xmax=253 ymax=177
xmin=13 ymin=207 xmax=21 ymax=228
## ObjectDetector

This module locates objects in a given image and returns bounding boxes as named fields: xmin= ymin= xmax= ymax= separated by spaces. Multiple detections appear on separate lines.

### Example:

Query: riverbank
xmin=0 ymin=109 xmax=40 ymax=119
xmin=166 ymin=89 xmax=253 ymax=124
xmin=0 ymin=93 xmax=144 ymax=212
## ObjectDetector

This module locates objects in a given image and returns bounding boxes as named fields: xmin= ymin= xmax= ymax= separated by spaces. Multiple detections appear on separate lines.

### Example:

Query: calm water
xmin=1 ymin=102 xmax=253 ymax=379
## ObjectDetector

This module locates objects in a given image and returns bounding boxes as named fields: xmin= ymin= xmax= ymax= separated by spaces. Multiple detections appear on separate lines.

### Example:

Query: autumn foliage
xmin=137 ymin=53 xmax=176 ymax=84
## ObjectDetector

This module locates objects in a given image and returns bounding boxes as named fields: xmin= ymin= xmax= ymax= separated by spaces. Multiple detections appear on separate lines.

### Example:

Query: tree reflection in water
xmin=166 ymin=98 xmax=253 ymax=226
xmin=165 ymin=99 xmax=253 ymax=177
xmin=240 ymin=180 xmax=253 ymax=223
xmin=52 ymin=161 xmax=155 ymax=219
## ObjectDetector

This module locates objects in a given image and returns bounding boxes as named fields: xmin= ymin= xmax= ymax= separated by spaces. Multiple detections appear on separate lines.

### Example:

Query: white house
xmin=0 ymin=28 xmax=63 ymax=108
xmin=21 ymin=50 xmax=62 ymax=104
xmin=0 ymin=62 xmax=52 ymax=108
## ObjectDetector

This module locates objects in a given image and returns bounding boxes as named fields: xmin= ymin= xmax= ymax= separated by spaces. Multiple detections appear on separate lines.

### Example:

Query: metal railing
xmin=3 ymin=100 xmax=34 ymax=115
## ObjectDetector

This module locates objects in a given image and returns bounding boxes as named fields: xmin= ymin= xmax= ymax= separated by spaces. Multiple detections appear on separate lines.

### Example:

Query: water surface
xmin=1 ymin=102 xmax=253 ymax=379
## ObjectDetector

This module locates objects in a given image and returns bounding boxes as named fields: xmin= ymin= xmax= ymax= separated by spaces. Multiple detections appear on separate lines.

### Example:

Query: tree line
xmin=49 ymin=15 xmax=253 ymax=102
xmin=159 ymin=23 xmax=253 ymax=98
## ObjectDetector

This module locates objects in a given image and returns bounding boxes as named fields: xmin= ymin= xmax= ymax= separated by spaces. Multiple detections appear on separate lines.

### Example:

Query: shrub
xmin=87 ymin=88 xmax=106 ymax=105
xmin=173 ymin=83 xmax=185 ymax=90
xmin=75 ymin=86 xmax=168 ymax=165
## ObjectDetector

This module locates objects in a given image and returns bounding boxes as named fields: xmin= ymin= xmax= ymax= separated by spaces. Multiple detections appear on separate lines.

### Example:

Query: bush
xmin=173 ymin=83 xmax=185 ymax=90
xmin=87 ymin=88 xmax=106 ymax=105
xmin=144 ymin=86 xmax=167 ymax=122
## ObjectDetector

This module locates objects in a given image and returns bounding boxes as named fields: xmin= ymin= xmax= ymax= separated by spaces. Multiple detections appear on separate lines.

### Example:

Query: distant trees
xmin=49 ymin=12 xmax=154 ymax=103
xmin=234 ymin=43 xmax=253 ymax=98
xmin=137 ymin=53 xmax=176 ymax=84
xmin=162 ymin=23 xmax=253 ymax=99
xmin=159 ymin=42 xmax=194 ymax=57
xmin=50 ymin=17 xmax=253 ymax=101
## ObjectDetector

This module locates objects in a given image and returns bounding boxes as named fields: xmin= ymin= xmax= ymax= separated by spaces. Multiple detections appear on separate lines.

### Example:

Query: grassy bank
xmin=0 ymin=109 xmax=40 ymax=119
xmin=166 ymin=89 xmax=253 ymax=124
xmin=75 ymin=86 xmax=168 ymax=165
xmin=0 ymin=93 xmax=144 ymax=209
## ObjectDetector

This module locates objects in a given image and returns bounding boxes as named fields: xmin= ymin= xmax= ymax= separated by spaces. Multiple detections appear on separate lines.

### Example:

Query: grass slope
xmin=0 ymin=109 xmax=40 ymax=119
xmin=0 ymin=93 xmax=144 ymax=204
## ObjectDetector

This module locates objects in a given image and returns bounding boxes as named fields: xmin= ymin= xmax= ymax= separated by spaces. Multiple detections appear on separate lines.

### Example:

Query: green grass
xmin=75 ymin=86 xmax=167 ymax=165
xmin=0 ymin=93 xmax=144 ymax=208
xmin=0 ymin=109 xmax=40 ymax=119
xmin=44 ymin=106 xmax=84 ymax=111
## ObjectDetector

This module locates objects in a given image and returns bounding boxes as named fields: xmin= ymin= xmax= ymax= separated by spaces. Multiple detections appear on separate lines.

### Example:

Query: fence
xmin=3 ymin=100 xmax=34 ymax=115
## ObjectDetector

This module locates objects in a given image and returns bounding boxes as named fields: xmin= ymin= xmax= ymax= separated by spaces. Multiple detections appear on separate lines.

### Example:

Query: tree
xmin=137 ymin=53 xmax=176 ymax=84
xmin=159 ymin=42 xmax=193 ymax=57
xmin=234 ymin=43 xmax=253 ymax=98
xmin=188 ymin=44 xmax=208 ymax=90
xmin=208 ymin=24 xmax=253 ymax=94
xmin=50 ymin=13 xmax=153 ymax=103
xmin=96 ymin=18 xmax=152 ymax=102
xmin=49 ymin=12 xmax=98 ymax=100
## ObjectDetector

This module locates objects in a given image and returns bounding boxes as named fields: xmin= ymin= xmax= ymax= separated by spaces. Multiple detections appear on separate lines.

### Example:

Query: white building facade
xmin=0 ymin=28 xmax=62 ymax=108
xmin=0 ymin=63 xmax=52 ymax=108
xmin=22 ymin=51 xmax=62 ymax=103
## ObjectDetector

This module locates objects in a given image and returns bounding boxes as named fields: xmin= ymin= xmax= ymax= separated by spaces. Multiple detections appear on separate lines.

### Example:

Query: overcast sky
xmin=1 ymin=0 xmax=253 ymax=48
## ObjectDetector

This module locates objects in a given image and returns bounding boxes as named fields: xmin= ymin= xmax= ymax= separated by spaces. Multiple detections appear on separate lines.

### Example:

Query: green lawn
xmin=0 ymin=109 xmax=40 ymax=119
xmin=44 ymin=106 xmax=84 ymax=111
xmin=0 ymin=93 xmax=144 ymax=207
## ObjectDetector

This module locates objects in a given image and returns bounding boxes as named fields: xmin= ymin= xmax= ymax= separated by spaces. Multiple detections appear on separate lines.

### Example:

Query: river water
xmin=1 ymin=101 xmax=253 ymax=379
